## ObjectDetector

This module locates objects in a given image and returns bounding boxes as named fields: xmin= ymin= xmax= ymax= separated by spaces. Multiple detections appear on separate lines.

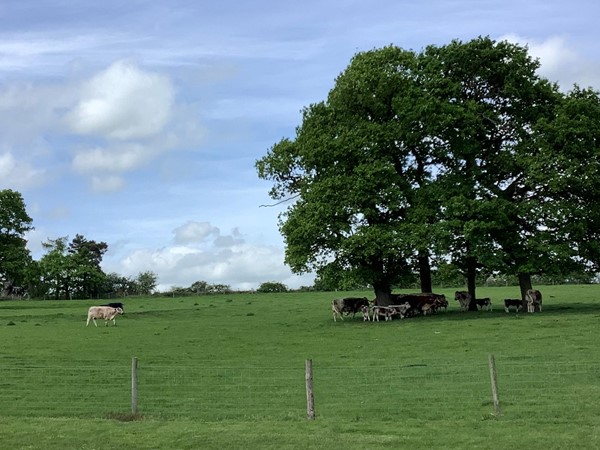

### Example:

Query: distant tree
xmin=134 ymin=271 xmax=158 ymax=295
xmin=35 ymin=234 xmax=109 ymax=299
xmin=38 ymin=237 xmax=73 ymax=299
xmin=190 ymin=280 xmax=209 ymax=294
xmin=104 ymin=272 xmax=132 ymax=297
xmin=0 ymin=189 xmax=34 ymax=295
xmin=67 ymin=234 xmax=108 ymax=298
xmin=209 ymin=283 xmax=232 ymax=294
xmin=257 ymin=282 xmax=288 ymax=293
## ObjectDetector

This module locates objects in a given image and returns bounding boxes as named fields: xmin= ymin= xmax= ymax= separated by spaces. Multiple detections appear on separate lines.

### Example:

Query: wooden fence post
xmin=305 ymin=359 xmax=315 ymax=420
xmin=131 ymin=356 xmax=138 ymax=415
xmin=488 ymin=354 xmax=501 ymax=416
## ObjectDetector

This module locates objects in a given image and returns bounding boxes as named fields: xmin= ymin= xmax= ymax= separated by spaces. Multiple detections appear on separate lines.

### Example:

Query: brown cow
xmin=455 ymin=291 xmax=471 ymax=312
xmin=526 ymin=289 xmax=543 ymax=313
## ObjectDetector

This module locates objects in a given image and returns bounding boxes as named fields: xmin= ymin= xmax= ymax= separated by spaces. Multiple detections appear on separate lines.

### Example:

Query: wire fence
xmin=1 ymin=357 xmax=599 ymax=420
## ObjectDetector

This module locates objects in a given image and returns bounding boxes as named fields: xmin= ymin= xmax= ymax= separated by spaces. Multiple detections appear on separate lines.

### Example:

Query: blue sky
xmin=1 ymin=0 xmax=598 ymax=291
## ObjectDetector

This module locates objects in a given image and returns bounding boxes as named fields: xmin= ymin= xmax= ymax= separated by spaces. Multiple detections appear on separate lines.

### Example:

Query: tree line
xmin=256 ymin=37 xmax=600 ymax=307
xmin=0 ymin=189 xmax=158 ymax=300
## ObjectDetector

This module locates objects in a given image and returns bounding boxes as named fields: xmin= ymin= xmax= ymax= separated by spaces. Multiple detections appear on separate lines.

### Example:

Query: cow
xmin=331 ymin=297 xmax=370 ymax=322
xmin=390 ymin=293 xmax=446 ymax=316
xmin=102 ymin=302 xmax=124 ymax=312
xmin=455 ymin=291 xmax=471 ymax=311
xmin=504 ymin=298 xmax=523 ymax=313
xmin=360 ymin=304 xmax=371 ymax=322
xmin=434 ymin=296 xmax=449 ymax=312
xmin=475 ymin=298 xmax=492 ymax=311
xmin=526 ymin=289 xmax=543 ymax=313
xmin=86 ymin=306 xmax=124 ymax=327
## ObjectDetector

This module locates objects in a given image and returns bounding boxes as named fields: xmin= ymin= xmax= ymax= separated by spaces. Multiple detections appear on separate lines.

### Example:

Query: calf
xmin=388 ymin=302 xmax=411 ymax=319
xmin=371 ymin=306 xmax=394 ymax=322
xmin=360 ymin=304 xmax=371 ymax=322
xmin=455 ymin=291 xmax=471 ymax=311
xmin=475 ymin=298 xmax=492 ymax=311
xmin=504 ymin=299 xmax=523 ymax=313
xmin=526 ymin=289 xmax=543 ymax=313
xmin=86 ymin=306 xmax=124 ymax=327
xmin=331 ymin=297 xmax=370 ymax=322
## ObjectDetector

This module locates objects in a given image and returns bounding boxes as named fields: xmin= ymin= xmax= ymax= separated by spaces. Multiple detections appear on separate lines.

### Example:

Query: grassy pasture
xmin=1 ymin=284 xmax=600 ymax=449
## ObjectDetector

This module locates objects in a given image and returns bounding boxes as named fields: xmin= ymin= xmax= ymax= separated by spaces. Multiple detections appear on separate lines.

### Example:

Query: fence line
xmin=1 ymin=357 xmax=598 ymax=420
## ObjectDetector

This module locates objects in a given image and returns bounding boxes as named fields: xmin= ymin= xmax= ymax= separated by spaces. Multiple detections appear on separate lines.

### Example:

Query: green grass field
xmin=1 ymin=284 xmax=599 ymax=449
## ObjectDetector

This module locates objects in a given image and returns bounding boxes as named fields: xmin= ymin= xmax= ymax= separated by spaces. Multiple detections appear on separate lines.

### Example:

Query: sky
xmin=1 ymin=0 xmax=599 ymax=292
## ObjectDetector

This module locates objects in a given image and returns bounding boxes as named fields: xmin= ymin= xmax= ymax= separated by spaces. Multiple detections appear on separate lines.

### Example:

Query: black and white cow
xmin=475 ymin=298 xmax=492 ymax=311
xmin=331 ymin=297 xmax=370 ymax=322
xmin=504 ymin=298 xmax=523 ymax=313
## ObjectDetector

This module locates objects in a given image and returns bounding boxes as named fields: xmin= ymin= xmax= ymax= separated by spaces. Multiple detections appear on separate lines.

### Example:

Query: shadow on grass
xmin=333 ymin=301 xmax=600 ymax=325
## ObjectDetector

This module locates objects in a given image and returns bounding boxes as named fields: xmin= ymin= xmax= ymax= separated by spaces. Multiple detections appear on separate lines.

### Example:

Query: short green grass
xmin=1 ymin=285 xmax=599 ymax=449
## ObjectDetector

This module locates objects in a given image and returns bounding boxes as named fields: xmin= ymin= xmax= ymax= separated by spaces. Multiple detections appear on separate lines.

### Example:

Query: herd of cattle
xmin=331 ymin=289 xmax=543 ymax=322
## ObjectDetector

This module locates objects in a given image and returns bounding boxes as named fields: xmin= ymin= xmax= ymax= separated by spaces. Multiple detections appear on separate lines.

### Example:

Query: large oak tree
xmin=257 ymin=37 xmax=593 ymax=307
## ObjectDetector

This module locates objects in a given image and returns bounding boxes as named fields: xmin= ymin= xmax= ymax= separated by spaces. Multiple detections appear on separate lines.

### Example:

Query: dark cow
xmin=331 ymin=297 xmax=370 ymax=322
xmin=504 ymin=298 xmax=523 ymax=313
xmin=102 ymin=302 xmax=125 ymax=312
xmin=389 ymin=293 xmax=446 ymax=316
xmin=526 ymin=289 xmax=542 ymax=313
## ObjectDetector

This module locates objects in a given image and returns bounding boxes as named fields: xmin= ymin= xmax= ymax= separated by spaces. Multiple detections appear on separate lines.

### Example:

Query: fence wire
xmin=1 ymin=359 xmax=599 ymax=420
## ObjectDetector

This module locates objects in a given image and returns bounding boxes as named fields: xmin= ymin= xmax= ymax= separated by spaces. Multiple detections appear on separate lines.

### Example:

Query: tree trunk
xmin=466 ymin=256 xmax=478 ymax=311
xmin=372 ymin=280 xmax=392 ymax=306
xmin=518 ymin=272 xmax=532 ymax=310
xmin=418 ymin=250 xmax=432 ymax=293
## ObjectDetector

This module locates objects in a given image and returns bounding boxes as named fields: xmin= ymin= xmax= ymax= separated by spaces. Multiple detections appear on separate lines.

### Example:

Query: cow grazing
xmin=102 ymin=302 xmax=124 ymax=312
xmin=455 ymin=291 xmax=471 ymax=311
xmin=475 ymin=298 xmax=492 ymax=311
xmin=526 ymin=289 xmax=543 ymax=313
xmin=86 ymin=306 xmax=124 ymax=327
xmin=331 ymin=297 xmax=370 ymax=322
xmin=504 ymin=299 xmax=523 ymax=313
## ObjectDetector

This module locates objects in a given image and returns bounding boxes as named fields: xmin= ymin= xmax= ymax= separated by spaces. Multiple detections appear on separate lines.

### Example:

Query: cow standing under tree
xmin=526 ymin=289 xmax=543 ymax=313
xmin=331 ymin=297 xmax=370 ymax=322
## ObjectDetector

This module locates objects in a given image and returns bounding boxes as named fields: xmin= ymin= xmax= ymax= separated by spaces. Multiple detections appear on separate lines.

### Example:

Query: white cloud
xmin=0 ymin=152 xmax=47 ymax=190
xmin=104 ymin=221 xmax=314 ymax=291
xmin=173 ymin=221 xmax=219 ymax=244
xmin=71 ymin=143 xmax=151 ymax=174
xmin=66 ymin=60 xmax=174 ymax=140
xmin=500 ymin=34 xmax=600 ymax=90
xmin=90 ymin=174 xmax=125 ymax=193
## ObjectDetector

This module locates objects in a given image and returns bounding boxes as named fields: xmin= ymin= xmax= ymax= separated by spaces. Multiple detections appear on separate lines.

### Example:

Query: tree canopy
xmin=257 ymin=37 xmax=600 ymax=306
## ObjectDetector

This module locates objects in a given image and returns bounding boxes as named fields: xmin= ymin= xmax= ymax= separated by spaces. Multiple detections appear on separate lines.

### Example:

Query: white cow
xmin=86 ymin=306 xmax=124 ymax=327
